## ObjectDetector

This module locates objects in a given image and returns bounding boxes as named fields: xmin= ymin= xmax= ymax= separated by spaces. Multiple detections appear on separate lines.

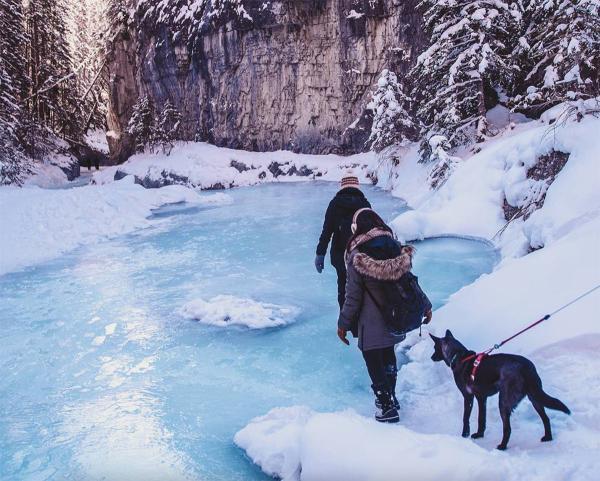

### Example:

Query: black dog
xmin=430 ymin=330 xmax=570 ymax=450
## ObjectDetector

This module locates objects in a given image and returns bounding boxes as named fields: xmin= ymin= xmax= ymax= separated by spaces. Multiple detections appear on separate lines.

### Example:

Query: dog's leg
xmin=462 ymin=394 xmax=474 ymax=437
xmin=471 ymin=395 xmax=487 ymax=439
xmin=497 ymin=392 xmax=512 ymax=450
xmin=528 ymin=395 xmax=552 ymax=442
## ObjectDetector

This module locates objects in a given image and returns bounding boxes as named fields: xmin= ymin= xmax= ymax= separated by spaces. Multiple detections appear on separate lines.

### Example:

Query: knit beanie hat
xmin=340 ymin=169 xmax=360 ymax=188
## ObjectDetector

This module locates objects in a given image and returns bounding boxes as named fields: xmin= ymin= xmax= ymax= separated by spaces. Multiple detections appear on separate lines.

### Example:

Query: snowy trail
xmin=0 ymin=182 xmax=496 ymax=481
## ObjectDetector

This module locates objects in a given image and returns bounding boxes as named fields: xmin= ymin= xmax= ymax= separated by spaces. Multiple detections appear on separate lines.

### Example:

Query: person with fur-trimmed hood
xmin=337 ymin=208 xmax=432 ymax=423
xmin=315 ymin=171 xmax=371 ymax=311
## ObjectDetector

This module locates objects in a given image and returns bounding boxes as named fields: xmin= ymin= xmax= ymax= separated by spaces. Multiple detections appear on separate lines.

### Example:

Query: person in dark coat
xmin=337 ymin=208 xmax=432 ymax=423
xmin=315 ymin=172 xmax=371 ymax=310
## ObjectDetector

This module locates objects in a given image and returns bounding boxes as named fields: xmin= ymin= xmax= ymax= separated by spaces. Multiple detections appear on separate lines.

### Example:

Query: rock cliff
xmin=105 ymin=0 xmax=424 ymax=162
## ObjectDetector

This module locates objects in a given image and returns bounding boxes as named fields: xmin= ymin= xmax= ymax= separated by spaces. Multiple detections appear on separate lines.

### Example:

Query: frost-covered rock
xmin=179 ymin=295 xmax=299 ymax=329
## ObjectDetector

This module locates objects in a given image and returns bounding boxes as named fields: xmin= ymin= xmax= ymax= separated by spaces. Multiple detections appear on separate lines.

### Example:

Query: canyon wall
xmin=105 ymin=0 xmax=424 ymax=162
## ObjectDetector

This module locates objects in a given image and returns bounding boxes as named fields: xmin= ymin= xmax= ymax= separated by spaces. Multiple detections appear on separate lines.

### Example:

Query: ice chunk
xmin=179 ymin=295 xmax=299 ymax=329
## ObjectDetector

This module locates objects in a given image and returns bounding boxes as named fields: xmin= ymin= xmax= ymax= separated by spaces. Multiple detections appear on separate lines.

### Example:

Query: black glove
xmin=315 ymin=255 xmax=325 ymax=273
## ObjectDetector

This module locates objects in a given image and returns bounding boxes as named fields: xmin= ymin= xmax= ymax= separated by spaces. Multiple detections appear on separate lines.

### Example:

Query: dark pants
xmin=334 ymin=263 xmax=346 ymax=309
xmin=362 ymin=347 xmax=397 ymax=387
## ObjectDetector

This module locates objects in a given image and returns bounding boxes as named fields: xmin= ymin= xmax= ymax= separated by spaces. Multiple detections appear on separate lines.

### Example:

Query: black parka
xmin=316 ymin=187 xmax=371 ymax=268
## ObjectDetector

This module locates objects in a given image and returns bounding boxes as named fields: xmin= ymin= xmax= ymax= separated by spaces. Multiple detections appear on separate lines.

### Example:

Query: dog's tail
xmin=527 ymin=368 xmax=571 ymax=414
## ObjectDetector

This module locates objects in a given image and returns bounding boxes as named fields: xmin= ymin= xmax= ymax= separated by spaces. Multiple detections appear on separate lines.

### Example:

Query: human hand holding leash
xmin=337 ymin=328 xmax=349 ymax=345
xmin=423 ymin=309 xmax=432 ymax=324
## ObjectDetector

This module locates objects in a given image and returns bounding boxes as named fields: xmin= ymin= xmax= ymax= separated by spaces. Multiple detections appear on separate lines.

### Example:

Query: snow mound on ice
xmin=0 ymin=176 xmax=216 ymax=276
xmin=179 ymin=295 xmax=299 ymax=329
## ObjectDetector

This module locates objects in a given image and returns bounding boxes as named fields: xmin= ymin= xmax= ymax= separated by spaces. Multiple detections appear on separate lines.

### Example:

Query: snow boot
xmin=372 ymin=384 xmax=399 ymax=424
xmin=375 ymin=366 xmax=400 ymax=410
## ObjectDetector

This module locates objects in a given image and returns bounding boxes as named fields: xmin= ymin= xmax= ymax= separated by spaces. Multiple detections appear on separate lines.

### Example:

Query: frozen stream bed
xmin=0 ymin=182 xmax=497 ymax=481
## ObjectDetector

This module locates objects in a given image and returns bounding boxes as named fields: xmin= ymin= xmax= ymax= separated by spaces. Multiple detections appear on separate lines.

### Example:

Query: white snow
xmin=92 ymin=141 xmax=375 ymax=189
xmin=236 ymin=104 xmax=600 ymax=481
xmin=179 ymin=295 xmax=299 ymax=329
xmin=0 ymin=176 xmax=229 ymax=276
xmin=84 ymin=129 xmax=110 ymax=154
xmin=389 ymin=105 xmax=600 ymax=259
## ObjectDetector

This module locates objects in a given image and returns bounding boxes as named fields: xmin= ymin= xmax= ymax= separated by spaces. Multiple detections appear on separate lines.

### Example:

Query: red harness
xmin=461 ymin=352 xmax=487 ymax=382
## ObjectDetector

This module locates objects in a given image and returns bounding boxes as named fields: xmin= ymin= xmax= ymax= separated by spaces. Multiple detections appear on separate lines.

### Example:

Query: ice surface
xmin=0 ymin=182 xmax=495 ymax=481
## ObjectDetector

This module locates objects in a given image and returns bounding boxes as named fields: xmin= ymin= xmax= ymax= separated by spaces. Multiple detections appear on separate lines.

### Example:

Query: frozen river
xmin=0 ymin=182 xmax=497 ymax=480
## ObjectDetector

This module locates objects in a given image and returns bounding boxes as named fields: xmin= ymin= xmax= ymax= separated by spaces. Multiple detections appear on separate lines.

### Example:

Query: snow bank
xmin=179 ymin=295 xmax=299 ymax=329
xmin=389 ymin=110 xmax=600 ymax=259
xmin=0 ymin=177 xmax=228 ymax=276
xmin=92 ymin=141 xmax=376 ymax=189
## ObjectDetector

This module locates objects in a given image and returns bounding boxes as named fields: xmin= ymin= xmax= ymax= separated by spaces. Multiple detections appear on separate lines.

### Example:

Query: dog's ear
xmin=445 ymin=329 xmax=454 ymax=339
xmin=430 ymin=334 xmax=444 ymax=362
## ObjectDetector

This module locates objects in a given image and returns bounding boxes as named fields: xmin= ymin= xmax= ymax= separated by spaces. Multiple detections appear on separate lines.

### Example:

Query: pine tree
xmin=0 ymin=0 xmax=31 ymax=183
xmin=366 ymin=69 xmax=418 ymax=152
xmin=154 ymin=100 xmax=182 ymax=155
xmin=24 ymin=0 xmax=82 ymax=148
xmin=68 ymin=0 xmax=108 ymax=132
xmin=512 ymin=0 xmax=600 ymax=114
xmin=126 ymin=96 xmax=156 ymax=153
xmin=410 ymin=1 xmax=521 ymax=160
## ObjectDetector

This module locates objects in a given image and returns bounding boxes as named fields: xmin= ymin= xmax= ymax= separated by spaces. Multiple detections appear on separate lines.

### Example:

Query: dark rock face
xmin=105 ymin=0 xmax=424 ymax=163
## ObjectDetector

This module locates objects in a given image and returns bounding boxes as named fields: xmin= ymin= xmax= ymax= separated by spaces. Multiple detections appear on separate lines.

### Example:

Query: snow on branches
xmin=410 ymin=1 xmax=520 ymax=159
xmin=127 ymin=96 xmax=182 ymax=155
xmin=366 ymin=69 xmax=418 ymax=152
xmin=512 ymin=0 xmax=600 ymax=114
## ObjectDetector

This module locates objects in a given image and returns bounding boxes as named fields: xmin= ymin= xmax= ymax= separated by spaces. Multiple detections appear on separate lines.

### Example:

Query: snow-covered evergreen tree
xmin=67 ymin=0 xmax=108 ymax=132
xmin=366 ymin=69 xmax=418 ymax=152
xmin=24 ymin=0 xmax=81 ymax=146
xmin=0 ymin=0 xmax=31 ymax=183
xmin=126 ymin=96 xmax=156 ymax=153
xmin=512 ymin=0 xmax=599 ymax=114
xmin=154 ymin=100 xmax=182 ymax=155
xmin=410 ymin=1 xmax=521 ymax=160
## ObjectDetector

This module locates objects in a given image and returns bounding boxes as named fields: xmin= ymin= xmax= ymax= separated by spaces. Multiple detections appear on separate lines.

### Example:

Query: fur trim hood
xmin=352 ymin=246 xmax=414 ymax=281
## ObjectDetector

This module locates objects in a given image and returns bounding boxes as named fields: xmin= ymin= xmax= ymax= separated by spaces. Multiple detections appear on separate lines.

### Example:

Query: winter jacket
xmin=316 ymin=187 xmax=371 ymax=268
xmin=338 ymin=234 xmax=414 ymax=352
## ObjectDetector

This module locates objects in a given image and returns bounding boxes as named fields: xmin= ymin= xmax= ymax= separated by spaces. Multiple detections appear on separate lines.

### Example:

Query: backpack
xmin=365 ymin=272 xmax=432 ymax=336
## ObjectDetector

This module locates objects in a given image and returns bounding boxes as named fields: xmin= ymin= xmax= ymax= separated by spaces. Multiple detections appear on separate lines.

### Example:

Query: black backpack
xmin=365 ymin=272 xmax=432 ymax=336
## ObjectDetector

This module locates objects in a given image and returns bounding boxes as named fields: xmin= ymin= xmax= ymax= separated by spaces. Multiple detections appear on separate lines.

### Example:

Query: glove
xmin=423 ymin=309 xmax=433 ymax=324
xmin=337 ymin=327 xmax=350 ymax=345
xmin=315 ymin=255 xmax=325 ymax=273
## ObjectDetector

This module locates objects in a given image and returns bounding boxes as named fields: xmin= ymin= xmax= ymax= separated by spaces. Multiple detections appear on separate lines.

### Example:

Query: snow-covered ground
xmin=236 ymin=104 xmax=600 ymax=480
xmin=92 ymin=142 xmax=375 ymax=189
xmin=0 ymin=176 xmax=230 ymax=276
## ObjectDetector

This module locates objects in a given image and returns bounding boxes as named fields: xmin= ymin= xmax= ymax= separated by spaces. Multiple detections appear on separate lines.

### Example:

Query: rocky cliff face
xmin=105 ymin=0 xmax=424 ymax=162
